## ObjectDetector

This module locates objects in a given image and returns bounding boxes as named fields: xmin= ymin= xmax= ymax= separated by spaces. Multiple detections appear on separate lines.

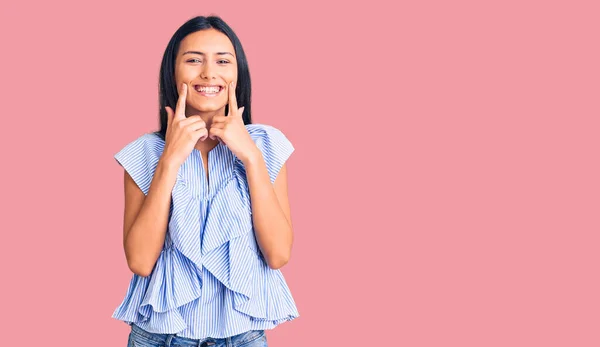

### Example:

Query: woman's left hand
xmin=209 ymin=81 xmax=260 ymax=163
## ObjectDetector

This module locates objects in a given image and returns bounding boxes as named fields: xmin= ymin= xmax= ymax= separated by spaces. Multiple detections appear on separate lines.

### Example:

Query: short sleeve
xmin=114 ymin=134 xmax=154 ymax=195
xmin=247 ymin=124 xmax=295 ymax=183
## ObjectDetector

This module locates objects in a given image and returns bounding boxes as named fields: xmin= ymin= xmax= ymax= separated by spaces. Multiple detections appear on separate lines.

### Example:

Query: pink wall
xmin=1 ymin=0 xmax=599 ymax=346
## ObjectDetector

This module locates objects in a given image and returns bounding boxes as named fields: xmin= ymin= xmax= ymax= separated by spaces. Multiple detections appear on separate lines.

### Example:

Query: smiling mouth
xmin=193 ymin=84 xmax=224 ymax=97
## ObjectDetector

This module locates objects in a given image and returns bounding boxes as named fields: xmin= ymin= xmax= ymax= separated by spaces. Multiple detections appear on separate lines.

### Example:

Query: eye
xmin=187 ymin=58 xmax=202 ymax=63
xmin=218 ymin=60 xmax=230 ymax=64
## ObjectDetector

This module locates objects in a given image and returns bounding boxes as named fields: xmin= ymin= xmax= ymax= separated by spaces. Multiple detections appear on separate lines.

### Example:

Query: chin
xmin=192 ymin=103 xmax=226 ymax=113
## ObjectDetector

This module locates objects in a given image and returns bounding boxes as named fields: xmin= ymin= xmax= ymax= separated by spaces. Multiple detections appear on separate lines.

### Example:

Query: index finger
xmin=176 ymin=83 xmax=187 ymax=119
xmin=228 ymin=81 xmax=238 ymax=116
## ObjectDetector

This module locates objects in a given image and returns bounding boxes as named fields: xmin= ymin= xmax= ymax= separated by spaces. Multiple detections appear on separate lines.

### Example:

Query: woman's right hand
xmin=161 ymin=83 xmax=208 ymax=168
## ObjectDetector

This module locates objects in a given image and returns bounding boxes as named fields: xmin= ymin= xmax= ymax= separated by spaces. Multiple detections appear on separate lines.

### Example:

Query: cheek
xmin=224 ymin=69 xmax=237 ymax=83
xmin=175 ymin=65 xmax=196 ymax=81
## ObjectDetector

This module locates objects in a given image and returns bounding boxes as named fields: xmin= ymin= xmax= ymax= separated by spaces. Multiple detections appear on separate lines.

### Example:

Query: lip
xmin=193 ymin=84 xmax=224 ymax=97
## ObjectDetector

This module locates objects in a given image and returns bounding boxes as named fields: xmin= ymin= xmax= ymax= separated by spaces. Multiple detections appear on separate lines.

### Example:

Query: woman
xmin=112 ymin=15 xmax=299 ymax=347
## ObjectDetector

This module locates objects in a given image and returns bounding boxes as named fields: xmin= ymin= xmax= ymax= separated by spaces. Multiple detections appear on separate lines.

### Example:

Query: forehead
xmin=178 ymin=29 xmax=234 ymax=54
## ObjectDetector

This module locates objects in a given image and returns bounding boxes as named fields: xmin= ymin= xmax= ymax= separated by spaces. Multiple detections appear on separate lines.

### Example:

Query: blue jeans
xmin=127 ymin=323 xmax=268 ymax=347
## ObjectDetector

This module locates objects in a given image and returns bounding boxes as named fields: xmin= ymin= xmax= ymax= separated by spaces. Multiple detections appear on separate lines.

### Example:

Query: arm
xmin=243 ymin=151 xmax=294 ymax=270
xmin=122 ymin=159 xmax=178 ymax=277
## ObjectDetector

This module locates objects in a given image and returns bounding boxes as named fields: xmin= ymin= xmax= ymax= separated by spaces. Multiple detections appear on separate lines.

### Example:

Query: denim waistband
xmin=130 ymin=323 xmax=265 ymax=346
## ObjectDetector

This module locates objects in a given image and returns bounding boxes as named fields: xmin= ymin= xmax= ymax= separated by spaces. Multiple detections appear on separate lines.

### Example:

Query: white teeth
xmin=196 ymin=86 xmax=221 ymax=93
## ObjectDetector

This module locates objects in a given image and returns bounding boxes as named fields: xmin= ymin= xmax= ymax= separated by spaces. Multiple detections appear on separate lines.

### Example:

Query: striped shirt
xmin=111 ymin=123 xmax=299 ymax=339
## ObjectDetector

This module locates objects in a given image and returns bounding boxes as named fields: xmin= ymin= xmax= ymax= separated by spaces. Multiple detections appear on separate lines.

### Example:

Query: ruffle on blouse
xmin=114 ymin=246 xmax=202 ymax=331
xmin=112 ymin=124 xmax=298 ymax=333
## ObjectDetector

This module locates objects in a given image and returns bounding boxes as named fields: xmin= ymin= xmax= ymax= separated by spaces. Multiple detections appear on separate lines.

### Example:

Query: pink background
xmin=1 ymin=0 xmax=599 ymax=346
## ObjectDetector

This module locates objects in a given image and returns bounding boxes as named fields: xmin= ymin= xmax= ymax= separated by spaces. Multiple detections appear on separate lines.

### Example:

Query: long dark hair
xmin=153 ymin=16 xmax=252 ymax=140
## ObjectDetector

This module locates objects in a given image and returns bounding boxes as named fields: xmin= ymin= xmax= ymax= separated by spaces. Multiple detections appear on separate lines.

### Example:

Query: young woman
xmin=111 ymin=15 xmax=299 ymax=347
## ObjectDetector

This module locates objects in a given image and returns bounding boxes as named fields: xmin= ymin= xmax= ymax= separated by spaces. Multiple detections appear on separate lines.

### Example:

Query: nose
xmin=200 ymin=62 xmax=216 ymax=80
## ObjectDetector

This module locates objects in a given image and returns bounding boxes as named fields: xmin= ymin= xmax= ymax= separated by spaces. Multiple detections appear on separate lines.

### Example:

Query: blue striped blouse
xmin=111 ymin=123 xmax=299 ymax=339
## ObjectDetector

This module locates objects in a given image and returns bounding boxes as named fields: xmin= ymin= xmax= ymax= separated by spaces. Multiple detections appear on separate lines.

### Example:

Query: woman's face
xmin=175 ymin=29 xmax=238 ymax=116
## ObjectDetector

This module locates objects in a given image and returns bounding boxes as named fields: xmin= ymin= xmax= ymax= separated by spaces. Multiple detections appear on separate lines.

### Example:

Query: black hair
xmin=153 ymin=15 xmax=252 ymax=140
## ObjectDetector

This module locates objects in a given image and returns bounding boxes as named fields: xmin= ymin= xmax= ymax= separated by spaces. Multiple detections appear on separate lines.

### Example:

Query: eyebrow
xmin=182 ymin=51 xmax=234 ymax=57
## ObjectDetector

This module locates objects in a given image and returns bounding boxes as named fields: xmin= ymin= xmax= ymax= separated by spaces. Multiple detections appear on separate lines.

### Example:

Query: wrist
xmin=157 ymin=157 xmax=180 ymax=174
xmin=241 ymin=149 xmax=263 ymax=166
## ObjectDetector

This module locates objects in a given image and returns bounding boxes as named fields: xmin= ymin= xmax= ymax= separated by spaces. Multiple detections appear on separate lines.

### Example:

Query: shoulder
xmin=244 ymin=123 xmax=295 ymax=183
xmin=115 ymin=132 xmax=164 ymax=158
xmin=245 ymin=123 xmax=293 ymax=149
xmin=120 ymin=131 xmax=163 ymax=148
xmin=114 ymin=132 xmax=164 ymax=195
xmin=245 ymin=123 xmax=286 ymax=137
